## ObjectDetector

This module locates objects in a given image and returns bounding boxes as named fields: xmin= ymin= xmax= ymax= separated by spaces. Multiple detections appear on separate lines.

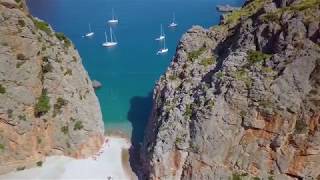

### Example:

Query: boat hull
xmin=157 ymin=48 xmax=168 ymax=55
xmin=155 ymin=36 xmax=165 ymax=41
xmin=102 ymin=42 xmax=118 ymax=47
xmin=108 ymin=20 xmax=119 ymax=24
xmin=85 ymin=32 xmax=94 ymax=37
xmin=169 ymin=23 xmax=178 ymax=27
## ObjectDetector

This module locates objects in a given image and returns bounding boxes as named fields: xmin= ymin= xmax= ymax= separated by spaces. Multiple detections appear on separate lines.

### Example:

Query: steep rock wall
xmin=142 ymin=0 xmax=320 ymax=179
xmin=0 ymin=0 xmax=104 ymax=173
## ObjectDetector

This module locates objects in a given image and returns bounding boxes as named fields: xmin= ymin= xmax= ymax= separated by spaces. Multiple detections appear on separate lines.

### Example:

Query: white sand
xmin=0 ymin=137 xmax=133 ymax=180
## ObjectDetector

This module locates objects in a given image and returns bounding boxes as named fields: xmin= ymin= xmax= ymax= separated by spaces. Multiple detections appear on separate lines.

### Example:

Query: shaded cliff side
xmin=142 ymin=0 xmax=320 ymax=179
xmin=0 ymin=0 xmax=104 ymax=174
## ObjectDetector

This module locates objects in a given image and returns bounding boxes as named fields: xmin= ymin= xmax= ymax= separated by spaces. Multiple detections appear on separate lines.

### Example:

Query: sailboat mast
xmin=163 ymin=38 xmax=166 ymax=49
xmin=105 ymin=31 xmax=108 ymax=42
xmin=110 ymin=27 xmax=113 ymax=42
xmin=173 ymin=13 xmax=175 ymax=23
xmin=89 ymin=24 xmax=91 ymax=32
xmin=112 ymin=8 xmax=115 ymax=20
xmin=160 ymin=24 xmax=163 ymax=36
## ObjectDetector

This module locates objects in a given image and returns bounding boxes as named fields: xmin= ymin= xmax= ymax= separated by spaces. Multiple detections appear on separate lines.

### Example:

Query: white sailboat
xmin=169 ymin=13 xmax=178 ymax=28
xmin=155 ymin=24 xmax=165 ymax=41
xmin=157 ymin=38 xmax=168 ymax=55
xmin=108 ymin=8 xmax=119 ymax=24
xmin=85 ymin=24 xmax=94 ymax=37
xmin=102 ymin=27 xmax=118 ymax=47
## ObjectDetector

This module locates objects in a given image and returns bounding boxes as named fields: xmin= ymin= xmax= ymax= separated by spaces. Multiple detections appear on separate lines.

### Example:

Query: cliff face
xmin=0 ymin=0 xmax=104 ymax=173
xmin=142 ymin=0 xmax=320 ymax=179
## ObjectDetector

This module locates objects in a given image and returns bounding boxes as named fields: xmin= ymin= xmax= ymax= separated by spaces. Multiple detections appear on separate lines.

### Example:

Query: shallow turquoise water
xmin=27 ymin=0 xmax=243 ymax=142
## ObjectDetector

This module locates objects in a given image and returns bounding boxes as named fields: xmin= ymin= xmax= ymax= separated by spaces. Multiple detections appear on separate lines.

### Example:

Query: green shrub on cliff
xmin=295 ymin=119 xmax=308 ymax=134
xmin=224 ymin=0 xmax=265 ymax=26
xmin=0 ymin=144 xmax=4 ymax=151
xmin=247 ymin=50 xmax=271 ymax=64
xmin=61 ymin=126 xmax=69 ymax=135
xmin=74 ymin=121 xmax=84 ymax=130
xmin=35 ymin=89 xmax=50 ymax=117
xmin=32 ymin=18 xmax=51 ymax=35
xmin=18 ymin=19 xmax=25 ymax=27
xmin=200 ymin=57 xmax=215 ymax=67
xmin=53 ymin=97 xmax=67 ymax=117
xmin=0 ymin=84 xmax=6 ymax=94
xmin=188 ymin=46 xmax=206 ymax=62
xmin=55 ymin=32 xmax=71 ymax=48
xmin=36 ymin=161 xmax=43 ymax=167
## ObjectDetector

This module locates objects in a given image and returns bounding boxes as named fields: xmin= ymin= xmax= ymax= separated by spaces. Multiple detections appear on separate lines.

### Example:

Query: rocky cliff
xmin=141 ymin=0 xmax=320 ymax=179
xmin=0 ymin=0 xmax=104 ymax=174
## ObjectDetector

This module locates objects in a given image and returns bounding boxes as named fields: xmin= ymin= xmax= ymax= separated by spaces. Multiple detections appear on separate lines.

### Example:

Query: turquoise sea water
xmin=27 ymin=0 xmax=243 ymax=142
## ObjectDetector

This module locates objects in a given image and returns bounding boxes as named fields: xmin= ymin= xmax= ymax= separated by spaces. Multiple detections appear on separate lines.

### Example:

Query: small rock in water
xmin=216 ymin=4 xmax=240 ymax=12
xmin=92 ymin=80 xmax=102 ymax=89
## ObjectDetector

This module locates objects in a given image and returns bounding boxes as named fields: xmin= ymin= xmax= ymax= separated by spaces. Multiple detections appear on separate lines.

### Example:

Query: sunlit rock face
xmin=0 ymin=0 xmax=104 ymax=174
xmin=141 ymin=0 xmax=320 ymax=179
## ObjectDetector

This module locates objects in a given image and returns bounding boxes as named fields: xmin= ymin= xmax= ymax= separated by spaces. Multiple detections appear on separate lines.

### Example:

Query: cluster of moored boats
xmin=155 ymin=13 xmax=178 ymax=55
xmin=83 ymin=9 xmax=178 ymax=55
xmin=84 ymin=8 xmax=118 ymax=47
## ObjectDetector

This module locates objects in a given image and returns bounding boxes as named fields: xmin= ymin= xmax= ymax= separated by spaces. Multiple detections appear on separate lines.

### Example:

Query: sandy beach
xmin=0 ymin=136 xmax=136 ymax=180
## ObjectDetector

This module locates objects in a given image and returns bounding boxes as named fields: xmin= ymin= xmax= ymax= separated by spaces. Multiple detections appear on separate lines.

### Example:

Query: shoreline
xmin=0 ymin=135 xmax=137 ymax=180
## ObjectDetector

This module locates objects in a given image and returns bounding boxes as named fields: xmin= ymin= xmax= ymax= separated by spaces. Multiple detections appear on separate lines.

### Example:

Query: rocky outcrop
xmin=92 ymin=80 xmax=102 ymax=89
xmin=141 ymin=0 xmax=320 ymax=179
xmin=0 ymin=0 xmax=104 ymax=174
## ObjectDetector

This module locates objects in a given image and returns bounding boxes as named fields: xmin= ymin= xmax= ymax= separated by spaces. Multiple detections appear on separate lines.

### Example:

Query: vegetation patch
xmin=0 ymin=144 xmax=4 ymax=151
xmin=37 ymin=137 xmax=42 ymax=144
xmin=42 ymin=63 xmax=53 ymax=73
xmin=184 ymin=104 xmax=193 ymax=119
xmin=64 ymin=69 xmax=72 ymax=76
xmin=188 ymin=46 xmax=206 ymax=62
xmin=53 ymin=97 xmax=67 ymax=117
xmin=18 ymin=19 xmax=25 ymax=27
xmin=18 ymin=115 xmax=27 ymax=121
xmin=16 ymin=61 xmax=25 ymax=68
xmin=223 ymin=0 xmax=266 ymax=27
xmin=32 ymin=18 xmax=51 ymax=35
xmin=175 ymin=137 xmax=183 ymax=145
xmin=61 ymin=126 xmax=69 ymax=135
xmin=168 ymin=74 xmax=178 ymax=81
xmin=34 ymin=89 xmax=50 ymax=117
xmin=0 ymin=84 xmax=6 ymax=94
xmin=16 ymin=166 xmax=25 ymax=171
xmin=190 ymin=143 xmax=199 ymax=153
xmin=55 ymin=32 xmax=71 ymax=48
xmin=16 ymin=53 xmax=27 ymax=60
xmin=231 ymin=172 xmax=248 ymax=180
xmin=36 ymin=161 xmax=43 ymax=167
xmin=205 ymin=99 xmax=215 ymax=109
xmin=74 ymin=121 xmax=84 ymax=131
xmin=233 ymin=69 xmax=252 ymax=88
xmin=247 ymin=50 xmax=271 ymax=64
xmin=295 ymin=119 xmax=308 ymax=134
xmin=200 ymin=57 xmax=215 ymax=67
xmin=216 ymin=71 xmax=224 ymax=79
xmin=7 ymin=109 xmax=13 ymax=118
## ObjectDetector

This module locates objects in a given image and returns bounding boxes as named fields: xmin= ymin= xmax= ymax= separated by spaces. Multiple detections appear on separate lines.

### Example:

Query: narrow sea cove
xmin=26 ymin=0 xmax=243 ymax=144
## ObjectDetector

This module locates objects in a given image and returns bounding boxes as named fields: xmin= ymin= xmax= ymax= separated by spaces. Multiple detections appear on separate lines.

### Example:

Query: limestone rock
xmin=0 ymin=0 xmax=104 ymax=174
xmin=92 ymin=80 xmax=102 ymax=89
xmin=141 ymin=0 xmax=320 ymax=179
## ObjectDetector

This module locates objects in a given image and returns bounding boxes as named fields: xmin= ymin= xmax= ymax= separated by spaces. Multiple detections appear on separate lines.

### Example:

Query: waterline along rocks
xmin=141 ymin=0 xmax=320 ymax=179
xmin=0 ymin=0 xmax=104 ymax=174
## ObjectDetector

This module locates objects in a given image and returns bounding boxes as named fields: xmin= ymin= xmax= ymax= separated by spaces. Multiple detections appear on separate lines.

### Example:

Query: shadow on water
xmin=127 ymin=92 xmax=153 ymax=177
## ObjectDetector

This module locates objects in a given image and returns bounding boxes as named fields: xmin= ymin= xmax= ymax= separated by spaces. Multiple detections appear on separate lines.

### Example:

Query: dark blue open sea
xmin=27 ymin=0 xmax=243 ymax=142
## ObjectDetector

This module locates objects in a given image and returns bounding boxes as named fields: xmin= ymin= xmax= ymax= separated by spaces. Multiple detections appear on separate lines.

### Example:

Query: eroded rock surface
xmin=142 ymin=0 xmax=320 ymax=179
xmin=0 ymin=0 xmax=104 ymax=173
